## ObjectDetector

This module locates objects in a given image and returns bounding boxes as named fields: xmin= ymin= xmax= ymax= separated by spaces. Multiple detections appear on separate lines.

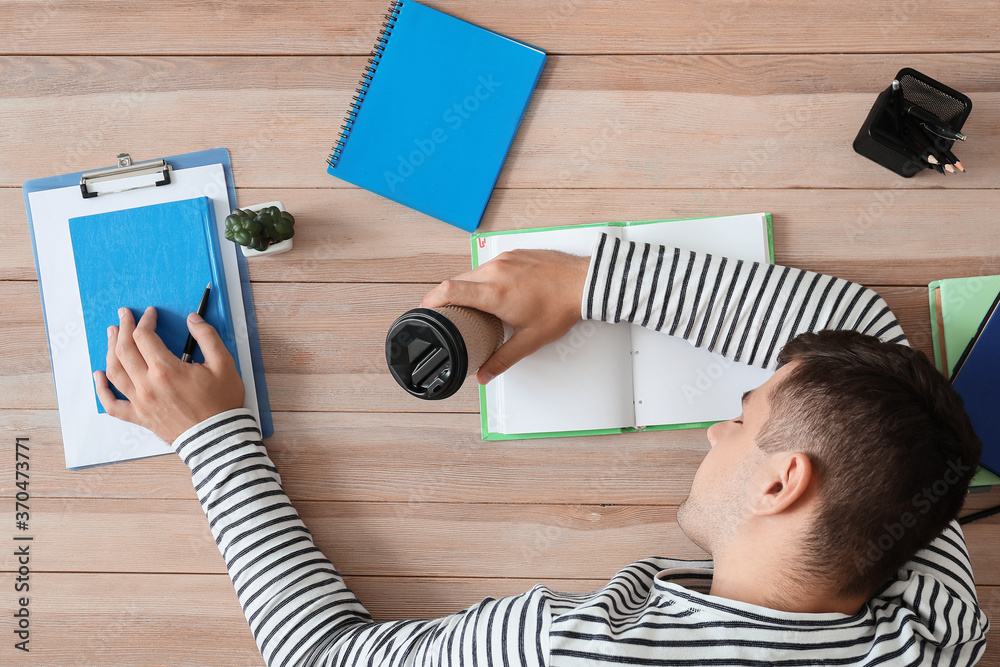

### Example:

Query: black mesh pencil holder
xmin=853 ymin=68 xmax=972 ymax=177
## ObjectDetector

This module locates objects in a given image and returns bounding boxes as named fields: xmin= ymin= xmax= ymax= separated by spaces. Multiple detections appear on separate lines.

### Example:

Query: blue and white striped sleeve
xmin=582 ymin=232 xmax=908 ymax=369
xmin=171 ymin=409 xmax=550 ymax=667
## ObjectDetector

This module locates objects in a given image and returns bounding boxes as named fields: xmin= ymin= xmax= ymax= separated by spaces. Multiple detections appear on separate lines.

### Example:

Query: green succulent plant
xmin=224 ymin=207 xmax=295 ymax=252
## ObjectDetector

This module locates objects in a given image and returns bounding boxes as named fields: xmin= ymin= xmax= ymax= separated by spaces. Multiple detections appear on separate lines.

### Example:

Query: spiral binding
xmin=327 ymin=0 xmax=403 ymax=169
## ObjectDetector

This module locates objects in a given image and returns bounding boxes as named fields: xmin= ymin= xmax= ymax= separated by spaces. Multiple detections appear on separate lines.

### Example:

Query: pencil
xmin=181 ymin=283 xmax=211 ymax=363
xmin=940 ymin=145 xmax=966 ymax=173
xmin=905 ymin=116 xmax=949 ymax=169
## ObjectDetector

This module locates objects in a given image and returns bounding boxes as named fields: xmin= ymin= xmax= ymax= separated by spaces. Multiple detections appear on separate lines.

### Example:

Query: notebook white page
xmin=624 ymin=214 xmax=774 ymax=427
xmin=28 ymin=164 xmax=261 ymax=468
xmin=476 ymin=226 xmax=635 ymax=435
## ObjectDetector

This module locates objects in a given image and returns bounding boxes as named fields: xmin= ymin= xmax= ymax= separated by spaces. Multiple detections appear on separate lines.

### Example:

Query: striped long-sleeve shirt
xmin=171 ymin=234 xmax=987 ymax=667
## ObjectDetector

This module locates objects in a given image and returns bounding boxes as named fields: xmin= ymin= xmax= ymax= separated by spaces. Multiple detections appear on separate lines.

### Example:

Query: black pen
xmin=904 ymin=103 xmax=967 ymax=141
xmin=959 ymin=503 xmax=1000 ymax=526
xmin=181 ymin=283 xmax=211 ymax=363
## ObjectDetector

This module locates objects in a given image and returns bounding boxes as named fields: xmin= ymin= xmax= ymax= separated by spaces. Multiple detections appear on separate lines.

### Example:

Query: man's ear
xmin=751 ymin=452 xmax=813 ymax=516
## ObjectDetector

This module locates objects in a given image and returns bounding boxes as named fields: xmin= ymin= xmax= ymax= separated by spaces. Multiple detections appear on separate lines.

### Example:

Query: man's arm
xmin=171 ymin=409 xmax=550 ymax=667
xmin=170 ymin=409 xmax=372 ymax=666
xmin=420 ymin=237 xmax=907 ymax=379
xmin=96 ymin=307 xmax=550 ymax=667
xmin=583 ymin=232 xmax=907 ymax=368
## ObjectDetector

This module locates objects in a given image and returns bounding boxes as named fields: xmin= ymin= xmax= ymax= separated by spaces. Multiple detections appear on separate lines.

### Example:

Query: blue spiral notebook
xmin=327 ymin=0 xmax=546 ymax=232
xmin=950 ymin=291 xmax=1000 ymax=475
xmin=68 ymin=197 xmax=240 ymax=413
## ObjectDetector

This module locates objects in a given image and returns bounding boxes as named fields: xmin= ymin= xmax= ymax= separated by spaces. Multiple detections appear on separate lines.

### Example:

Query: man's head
xmin=677 ymin=330 xmax=981 ymax=602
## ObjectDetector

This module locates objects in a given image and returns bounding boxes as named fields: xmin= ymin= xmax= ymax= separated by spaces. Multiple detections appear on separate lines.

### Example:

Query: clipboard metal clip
xmin=80 ymin=153 xmax=172 ymax=199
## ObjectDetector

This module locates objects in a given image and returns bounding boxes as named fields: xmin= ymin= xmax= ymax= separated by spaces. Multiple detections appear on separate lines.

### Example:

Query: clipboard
xmin=23 ymin=148 xmax=274 ymax=469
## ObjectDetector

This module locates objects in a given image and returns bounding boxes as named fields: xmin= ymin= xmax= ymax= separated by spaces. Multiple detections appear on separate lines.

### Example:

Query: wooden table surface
xmin=2 ymin=1 xmax=999 ymax=665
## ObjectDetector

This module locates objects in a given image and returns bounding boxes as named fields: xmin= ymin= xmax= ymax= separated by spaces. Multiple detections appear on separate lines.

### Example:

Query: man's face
xmin=677 ymin=361 xmax=799 ymax=555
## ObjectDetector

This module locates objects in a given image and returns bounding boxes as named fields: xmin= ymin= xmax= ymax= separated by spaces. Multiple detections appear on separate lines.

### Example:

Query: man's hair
xmin=757 ymin=330 xmax=981 ymax=600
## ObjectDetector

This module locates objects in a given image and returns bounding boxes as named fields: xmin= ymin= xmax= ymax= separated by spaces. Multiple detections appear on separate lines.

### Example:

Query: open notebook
xmin=472 ymin=213 xmax=774 ymax=440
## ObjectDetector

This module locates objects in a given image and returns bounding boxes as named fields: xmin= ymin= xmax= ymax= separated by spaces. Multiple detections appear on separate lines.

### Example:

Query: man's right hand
xmin=421 ymin=250 xmax=590 ymax=385
xmin=95 ymin=307 xmax=246 ymax=445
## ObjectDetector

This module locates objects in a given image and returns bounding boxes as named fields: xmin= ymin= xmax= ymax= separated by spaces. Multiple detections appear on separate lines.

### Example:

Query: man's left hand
xmin=94 ymin=306 xmax=246 ymax=444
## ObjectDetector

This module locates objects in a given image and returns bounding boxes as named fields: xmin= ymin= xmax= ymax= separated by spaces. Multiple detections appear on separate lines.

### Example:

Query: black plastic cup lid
xmin=385 ymin=308 xmax=468 ymax=400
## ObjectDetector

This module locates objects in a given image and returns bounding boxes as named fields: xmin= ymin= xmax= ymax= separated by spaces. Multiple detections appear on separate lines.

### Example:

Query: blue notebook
xmin=68 ymin=197 xmax=240 ymax=413
xmin=951 ymin=291 xmax=1000 ymax=475
xmin=327 ymin=0 xmax=546 ymax=232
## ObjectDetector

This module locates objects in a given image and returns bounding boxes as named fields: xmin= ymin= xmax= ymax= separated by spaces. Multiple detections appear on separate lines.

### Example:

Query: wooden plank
xmin=5 ymin=573 xmax=264 ymax=666
xmin=1 ymin=1 xmax=998 ymax=55
xmin=0 ymin=281 xmax=937 ymax=412
xmin=3 ymin=497 xmax=998 ymax=584
xmin=979 ymin=586 xmax=1000 ymax=666
xmin=964 ymin=486 xmax=1000 ymax=513
xmin=2 ymin=575 xmax=997 ymax=667
xmin=8 ymin=53 xmax=1000 ymax=103
xmin=0 ymin=410 xmax=712 ymax=504
xmin=7 ymin=187 xmax=1000 ymax=285
xmin=963 ymin=517 xmax=1000 ymax=588
xmin=0 ymin=573 xmax=609 ymax=667
xmin=3 ymin=408 xmax=1000 ymax=510
xmin=0 ymin=410 xmax=199 ymax=499
xmin=3 ymin=55 xmax=998 ymax=190
xmin=1 ymin=499 xmax=706 ymax=580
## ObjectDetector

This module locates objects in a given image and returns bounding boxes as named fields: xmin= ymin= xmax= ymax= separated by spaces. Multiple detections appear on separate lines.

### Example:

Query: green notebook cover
xmin=929 ymin=276 xmax=1000 ymax=489
xmin=471 ymin=213 xmax=774 ymax=441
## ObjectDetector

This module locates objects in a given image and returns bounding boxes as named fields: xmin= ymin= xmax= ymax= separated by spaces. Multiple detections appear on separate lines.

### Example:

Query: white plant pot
xmin=236 ymin=201 xmax=294 ymax=258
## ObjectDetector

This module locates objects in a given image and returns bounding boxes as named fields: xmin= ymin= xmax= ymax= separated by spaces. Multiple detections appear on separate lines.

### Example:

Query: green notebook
xmin=929 ymin=275 xmax=1000 ymax=489
xmin=471 ymin=213 xmax=774 ymax=440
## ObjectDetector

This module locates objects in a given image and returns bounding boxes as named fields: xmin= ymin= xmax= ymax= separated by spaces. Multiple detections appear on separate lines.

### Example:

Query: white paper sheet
xmin=476 ymin=226 xmax=636 ymax=435
xmin=624 ymin=214 xmax=773 ymax=426
xmin=28 ymin=164 xmax=261 ymax=468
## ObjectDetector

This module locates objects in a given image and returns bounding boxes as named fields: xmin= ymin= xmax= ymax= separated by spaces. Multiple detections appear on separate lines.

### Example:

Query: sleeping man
xmin=97 ymin=234 xmax=987 ymax=666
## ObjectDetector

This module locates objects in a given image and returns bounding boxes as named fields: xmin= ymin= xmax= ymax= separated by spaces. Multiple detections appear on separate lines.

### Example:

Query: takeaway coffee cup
xmin=386 ymin=306 xmax=504 ymax=400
